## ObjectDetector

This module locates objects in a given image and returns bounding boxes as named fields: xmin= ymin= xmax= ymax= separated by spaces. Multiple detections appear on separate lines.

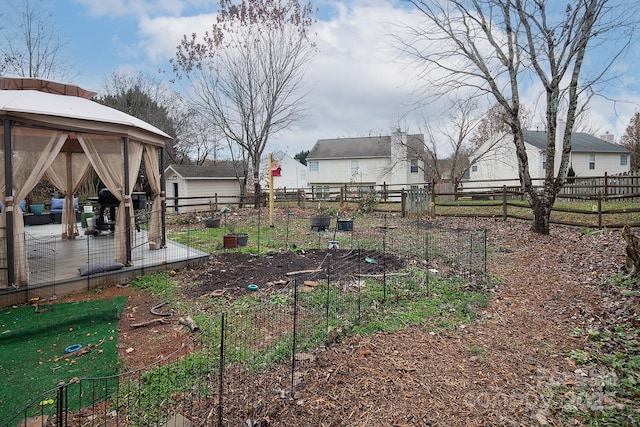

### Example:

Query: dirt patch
xmin=181 ymin=248 xmax=406 ymax=299
xmin=54 ymin=286 xmax=193 ymax=371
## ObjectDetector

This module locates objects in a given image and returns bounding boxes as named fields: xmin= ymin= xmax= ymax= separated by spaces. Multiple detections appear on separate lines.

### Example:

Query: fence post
xmin=502 ymin=186 xmax=507 ymax=221
xmin=401 ymin=189 xmax=407 ymax=218
xmin=218 ymin=312 xmax=226 ymax=427
xmin=55 ymin=381 xmax=67 ymax=427
xmin=597 ymin=191 xmax=603 ymax=229
xmin=604 ymin=172 xmax=609 ymax=197
xmin=383 ymin=182 xmax=388 ymax=202
xmin=291 ymin=276 xmax=299 ymax=398
xmin=430 ymin=183 xmax=436 ymax=218
xmin=382 ymin=214 xmax=387 ymax=303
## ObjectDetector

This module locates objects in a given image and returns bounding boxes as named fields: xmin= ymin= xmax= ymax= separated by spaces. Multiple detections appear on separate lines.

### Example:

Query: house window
xmin=351 ymin=160 xmax=359 ymax=176
xmin=471 ymin=165 xmax=478 ymax=172
xmin=621 ymin=155 xmax=629 ymax=166
xmin=309 ymin=161 xmax=318 ymax=172
xmin=589 ymin=154 xmax=595 ymax=170
xmin=410 ymin=159 xmax=418 ymax=173
xmin=541 ymin=153 xmax=547 ymax=171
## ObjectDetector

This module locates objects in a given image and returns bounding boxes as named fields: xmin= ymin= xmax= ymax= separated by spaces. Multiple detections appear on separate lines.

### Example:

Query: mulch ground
xmin=57 ymin=217 xmax=637 ymax=426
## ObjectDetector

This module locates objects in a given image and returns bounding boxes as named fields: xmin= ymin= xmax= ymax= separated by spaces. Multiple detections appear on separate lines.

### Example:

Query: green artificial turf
xmin=0 ymin=296 xmax=127 ymax=421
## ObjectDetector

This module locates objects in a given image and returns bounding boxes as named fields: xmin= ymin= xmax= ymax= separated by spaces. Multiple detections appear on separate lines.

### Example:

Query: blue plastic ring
xmin=247 ymin=284 xmax=259 ymax=291
xmin=65 ymin=344 xmax=82 ymax=353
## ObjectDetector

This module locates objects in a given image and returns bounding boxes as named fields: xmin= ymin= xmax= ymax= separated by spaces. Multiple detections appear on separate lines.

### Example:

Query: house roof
xmin=307 ymin=134 xmax=425 ymax=160
xmin=166 ymin=164 xmax=244 ymax=179
xmin=523 ymin=130 xmax=629 ymax=153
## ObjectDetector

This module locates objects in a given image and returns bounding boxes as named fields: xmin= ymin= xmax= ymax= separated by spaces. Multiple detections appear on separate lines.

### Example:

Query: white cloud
xmin=88 ymin=0 xmax=640 ymax=154
xmin=138 ymin=13 xmax=217 ymax=64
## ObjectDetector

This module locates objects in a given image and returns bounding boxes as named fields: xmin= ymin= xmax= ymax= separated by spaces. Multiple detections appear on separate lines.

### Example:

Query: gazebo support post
xmin=123 ymin=137 xmax=133 ymax=265
xmin=3 ymin=119 xmax=15 ymax=287
xmin=160 ymin=147 xmax=166 ymax=248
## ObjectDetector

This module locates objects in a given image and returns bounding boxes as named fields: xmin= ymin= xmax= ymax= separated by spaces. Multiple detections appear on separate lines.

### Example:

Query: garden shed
xmin=0 ymin=77 xmax=171 ymax=289
xmin=165 ymin=164 xmax=244 ymax=213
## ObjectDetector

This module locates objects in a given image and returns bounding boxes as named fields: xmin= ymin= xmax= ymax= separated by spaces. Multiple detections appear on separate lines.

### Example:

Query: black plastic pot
xmin=236 ymin=233 xmax=249 ymax=246
xmin=205 ymin=218 xmax=221 ymax=228
xmin=337 ymin=219 xmax=353 ymax=231
xmin=310 ymin=215 xmax=331 ymax=231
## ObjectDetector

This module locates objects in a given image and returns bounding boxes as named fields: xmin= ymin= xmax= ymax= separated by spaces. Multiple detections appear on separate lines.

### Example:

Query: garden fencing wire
xmin=3 ymin=211 xmax=487 ymax=426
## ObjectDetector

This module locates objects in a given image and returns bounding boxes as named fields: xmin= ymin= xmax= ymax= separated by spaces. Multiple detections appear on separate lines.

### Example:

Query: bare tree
xmin=394 ymin=0 xmax=637 ymax=234
xmin=0 ymin=0 xmax=74 ymax=80
xmin=619 ymin=112 xmax=640 ymax=170
xmin=99 ymin=72 xmax=192 ymax=165
xmin=407 ymin=99 xmax=521 ymax=190
xmin=172 ymin=0 xmax=315 ymax=207
xmin=181 ymin=109 xmax=224 ymax=165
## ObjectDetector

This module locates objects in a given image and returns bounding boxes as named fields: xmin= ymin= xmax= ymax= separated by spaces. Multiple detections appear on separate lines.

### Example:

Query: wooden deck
xmin=0 ymin=223 xmax=209 ymax=307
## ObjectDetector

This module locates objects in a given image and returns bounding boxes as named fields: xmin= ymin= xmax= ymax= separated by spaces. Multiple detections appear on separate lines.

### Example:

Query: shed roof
xmin=166 ymin=164 xmax=245 ymax=179
xmin=523 ymin=130 xmax=628 ymax=153
xmin=307 ymin=134 xmax=425 ymax=160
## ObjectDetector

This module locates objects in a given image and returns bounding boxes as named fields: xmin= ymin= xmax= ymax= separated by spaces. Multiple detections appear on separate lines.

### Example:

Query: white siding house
xmin=466 ymin=121 xmax=630 ymax=188
xmin=164 ymin=164 xmax=244 ymax=213
xmin=306 ymin=131 xmax=426 ymax=194
xmin=260 ymin=151 xmax=308 ymax=190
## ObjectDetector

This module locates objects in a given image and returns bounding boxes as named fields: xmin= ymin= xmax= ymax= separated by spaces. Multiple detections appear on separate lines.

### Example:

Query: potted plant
xmin=204 ymin=200 xmax=221 ymax=228
xmin=236 ymin=232 xmax=249 ymax=246
xmin=310 ymin=203 xmax=334 ymax=231
xmin=28 ymin=182 xmax=51 ymax=215
xmin=223 ymin=221 xmax=238 ymax=248
xmin=336 ymin=211 xmax=354 ymax=231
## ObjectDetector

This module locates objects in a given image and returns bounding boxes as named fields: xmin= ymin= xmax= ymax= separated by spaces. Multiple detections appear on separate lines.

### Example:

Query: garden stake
xmin=218 ymin=312 xmax=225 ymax=427
xmin=291 ymin=276 xmax=299 ymax=398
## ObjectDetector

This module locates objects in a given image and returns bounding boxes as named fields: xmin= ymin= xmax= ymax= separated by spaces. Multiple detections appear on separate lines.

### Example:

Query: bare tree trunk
xmin=254 ymin=181 xmax=261 ymax=208
xmin=530 ymin=198 xmax=551 ymax=235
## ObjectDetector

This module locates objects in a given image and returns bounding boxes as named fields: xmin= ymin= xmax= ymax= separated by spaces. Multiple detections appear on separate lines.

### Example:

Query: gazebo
xmin=0 ymin=77 xmax=170 ymax=289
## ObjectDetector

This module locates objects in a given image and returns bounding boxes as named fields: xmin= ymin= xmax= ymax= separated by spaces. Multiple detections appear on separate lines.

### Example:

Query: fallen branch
xmin=179 ymin=316 xmax=199 ymax=332
xmin=355 ymin=273 xmax=411 ymax=278
xmin=131 ymin=318 xmax=171 ymax=328
xmin=286 ymin=269 xmax=323 ymax=276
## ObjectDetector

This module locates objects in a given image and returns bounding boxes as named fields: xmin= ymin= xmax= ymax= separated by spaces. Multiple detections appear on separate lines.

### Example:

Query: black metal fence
xmin=3 ymin=213 xmax=487 ymax=426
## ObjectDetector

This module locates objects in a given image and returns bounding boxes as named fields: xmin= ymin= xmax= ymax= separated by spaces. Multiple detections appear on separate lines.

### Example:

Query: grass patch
xmin=0 ymin=297 xmax=126 ymax=421
xmin=434 ymin=199 xmax=640 ymax=227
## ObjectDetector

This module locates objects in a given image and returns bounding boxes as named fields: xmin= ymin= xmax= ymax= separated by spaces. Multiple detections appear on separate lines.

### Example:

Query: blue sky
xmin=3 ymin=0 xmax=640 ymax=156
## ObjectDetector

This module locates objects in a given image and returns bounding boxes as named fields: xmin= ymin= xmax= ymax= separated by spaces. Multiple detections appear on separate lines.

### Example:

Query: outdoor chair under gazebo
xmin=0 ymin=77 xmax=170 ymax=297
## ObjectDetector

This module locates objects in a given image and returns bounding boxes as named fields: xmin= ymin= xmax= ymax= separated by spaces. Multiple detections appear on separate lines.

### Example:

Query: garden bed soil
xmin=56 ymin=217 xmax=638 ymax=425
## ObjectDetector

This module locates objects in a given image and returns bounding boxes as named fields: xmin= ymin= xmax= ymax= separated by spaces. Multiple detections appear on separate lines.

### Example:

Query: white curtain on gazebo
xmin=126 ymin=140 xmax=144 ymax=246
xmin=0 ymin=128 xmax=67 ymax=286
xmin=143 ymin=145 xmax=162 ymax=249
xmin=45 ymin=152 xmax=92 ymax=239
xmin=77 ymin=133 xmax=128 ymax=263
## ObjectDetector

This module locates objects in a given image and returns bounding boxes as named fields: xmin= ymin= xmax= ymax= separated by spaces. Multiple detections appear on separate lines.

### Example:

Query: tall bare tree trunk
xmin=530 ymin=198 xmax=551 ymax=235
